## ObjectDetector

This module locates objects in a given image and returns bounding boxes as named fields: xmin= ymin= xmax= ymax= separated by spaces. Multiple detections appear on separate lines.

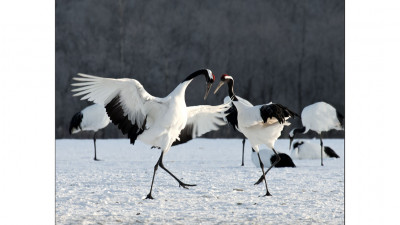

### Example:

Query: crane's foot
xmin=254 ymin=175 xmax=264 ymax=185
xmin=178 ymin=181 xmax=196 ymax=189
xmin=145 ymin=193 xmax=154 ymax=200
xmin=258 ymin=191 xmax=272 ymax=197
xmin=94 ymin=158 xmax=101 ymax=161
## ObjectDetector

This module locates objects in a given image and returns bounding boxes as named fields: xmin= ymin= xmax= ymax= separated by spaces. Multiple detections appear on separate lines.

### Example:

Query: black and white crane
xmin=69 ymin=103 xmax=110 ymax=161
xmin=289 ymin=101 xmax=344 ymax=166
xmin=71 ymin=69 xmax=229 ymax=199
xmin=214 ymin=74 xmax=298 ymax=196
xmin=251 ymin=148 xmax=296 ymax=168
xmin=291 ymin=140 xmax=340 ymax=160
xmin=222 ymin=95 xmax=253 ymax=166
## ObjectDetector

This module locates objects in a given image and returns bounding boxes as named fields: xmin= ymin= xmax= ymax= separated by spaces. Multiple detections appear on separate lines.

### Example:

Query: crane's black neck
xmin=227 ymin=79 xmax=238 ymax=101
xmin=182 ymin=69 xmax=213 ymax=83
xmin=292 ymin=126 xmax=306 ymax=137
xmin=293 ymin=141 xmax=304 ymax=149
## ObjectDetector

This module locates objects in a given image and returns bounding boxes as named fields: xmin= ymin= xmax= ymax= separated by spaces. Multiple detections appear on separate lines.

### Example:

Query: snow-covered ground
xmin=56 ymin=138 xmax=344 ymax=224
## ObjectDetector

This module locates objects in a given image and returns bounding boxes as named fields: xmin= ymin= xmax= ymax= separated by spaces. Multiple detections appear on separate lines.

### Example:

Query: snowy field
xmin=56 ymin=138 xmax=344 ymax=224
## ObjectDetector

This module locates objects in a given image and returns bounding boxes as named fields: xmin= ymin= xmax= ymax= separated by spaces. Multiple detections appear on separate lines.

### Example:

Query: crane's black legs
xmin=93 ymin=132 xmax=100 ymax=161
xmin=254 ymin=148 xmax=281 ymax=186
xmin=241 ymin=138 xmax=245 ymax=166
xmin=320 ymin=134 xmax=324 ymax=166
xmin=256 ymin=152 xmax=271 ymax=196
xmin=159 ymin=159 xmax=196 ymax=189
xmin=145 ymin=151 xmax=196 ymax=200
xmin=146 ymin=152 xmax=163 ymax=199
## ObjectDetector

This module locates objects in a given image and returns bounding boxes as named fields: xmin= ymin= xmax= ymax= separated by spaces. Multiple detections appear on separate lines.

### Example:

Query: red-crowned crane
xmin=289 ymin=102 xmax=344 ymax=166
xmin=69 ymin=103 xmax=110 ymax=161
xmin=222 ymin=95 xmax=252 ymax=166
xmin=214 ymin=74 xmax=298 ymax=196
xmin=291 ymin=140 xmax=340 ymax=160
xmin=71 ymin=69 xmax=229 ymax=199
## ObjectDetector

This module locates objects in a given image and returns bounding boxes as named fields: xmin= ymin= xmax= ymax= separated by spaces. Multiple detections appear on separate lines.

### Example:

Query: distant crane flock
xmin=69 ymin=69 xmax=344 ymax=199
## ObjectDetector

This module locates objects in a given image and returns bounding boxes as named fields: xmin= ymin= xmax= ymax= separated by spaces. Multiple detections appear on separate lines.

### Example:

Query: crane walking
xmin=214 ymin=74 xmax=298 ymax=196
xmin=72 ymin=69 xmax=229 ymax=199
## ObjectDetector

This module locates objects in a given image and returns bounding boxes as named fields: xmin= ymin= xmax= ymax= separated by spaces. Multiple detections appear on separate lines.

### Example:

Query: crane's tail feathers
xmin=259 ymin=103 xmax=298 ymax=125
xmin=69 ymin=111 xmax=83 ymax=134
xmin=336 ymin=110 xmax=345 ymax=129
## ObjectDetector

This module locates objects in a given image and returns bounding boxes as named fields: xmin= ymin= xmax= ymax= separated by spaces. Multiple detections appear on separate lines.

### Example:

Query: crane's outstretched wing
xmin=240 ymin=103 xmax=298 ymax=128
xmin=171 ymin=103 xmax=229 ymax=146
xmin=71 ymin=73 xmax=167 ymax=144
xmin=223 ymin=96 xmax=253 ymax=131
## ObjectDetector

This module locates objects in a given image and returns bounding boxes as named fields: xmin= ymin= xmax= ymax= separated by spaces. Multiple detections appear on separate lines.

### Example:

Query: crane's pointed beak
xmin=204 ymin=83 xmax=212 ymax=100
xmin=213 ymin=81 xmax=225 ymax=94
xmin=289 ymin=136 xmax=294 ymax=151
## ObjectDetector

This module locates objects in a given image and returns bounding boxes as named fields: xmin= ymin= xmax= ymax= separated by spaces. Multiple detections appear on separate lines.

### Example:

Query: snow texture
xmin=56 ymin=138 xmax=344 ymax=224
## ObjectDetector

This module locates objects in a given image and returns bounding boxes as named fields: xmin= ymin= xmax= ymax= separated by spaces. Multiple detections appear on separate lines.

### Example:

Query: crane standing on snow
xmin=289 ymin=101 xmax=344 ymax=166
xmin=71 ymin=69 xmax=229 ymax=199
xmin=69 ymin=103 xmax=110 ymax=161
xmin=214 ymin=74 xmax=298 ymax=196
xmin=291 ymin=140 xmax=340 ymax=160
xmin=221 ymin=94 xmax=253 ymax=166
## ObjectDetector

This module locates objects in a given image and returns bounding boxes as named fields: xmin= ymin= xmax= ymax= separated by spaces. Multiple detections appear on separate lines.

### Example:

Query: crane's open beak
xmin=213 ymin=81 xmax=225 ymax=94
xmin=204 ymin=83 xmax=212 ymax=100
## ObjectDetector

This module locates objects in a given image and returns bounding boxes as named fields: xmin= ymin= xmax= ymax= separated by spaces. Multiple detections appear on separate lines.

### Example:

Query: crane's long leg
xmin=241 ymin=138 xmax=245 ymax=166
xmin=145 ymin=152 xmax=163 ymax=199
xmin=254 ymin=148 xmax=281 ymax=185
xmin=93 ymin=132 xmax=100 ymax=161
xmin=159 ymin=154 xmax=196 ymax=189
xmin=146 ymin=148 xmax=196 ymax=199
xmin=320 ymin=134 xmax=324 ymax=166
xmin=256 ymin=152 xmax=272 ymax=196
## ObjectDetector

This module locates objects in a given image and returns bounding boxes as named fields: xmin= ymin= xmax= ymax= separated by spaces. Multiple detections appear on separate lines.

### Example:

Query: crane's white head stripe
xmin=222 ymin=74 xmax=233 ymax=81
xmin=206 ymin=69 xmax=214 ymax=81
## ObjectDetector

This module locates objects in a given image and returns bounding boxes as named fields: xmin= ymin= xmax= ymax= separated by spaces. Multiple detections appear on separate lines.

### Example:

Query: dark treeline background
xmin=56 ymin=0 xmax=344 ymax=140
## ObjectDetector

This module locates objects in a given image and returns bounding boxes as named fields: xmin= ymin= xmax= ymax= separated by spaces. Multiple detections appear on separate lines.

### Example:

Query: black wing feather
xmin=105 ymin=95 xmax=146 ymax=145
xmin=259 ymin=103 xmax=299 ymax=124
xmin=171 ymin=124 xmax=195 ymax=146
xmin=69 ymin=111 xmax=83 ymax=134
xmin=225 ymin=105 xmax=239 ymax=131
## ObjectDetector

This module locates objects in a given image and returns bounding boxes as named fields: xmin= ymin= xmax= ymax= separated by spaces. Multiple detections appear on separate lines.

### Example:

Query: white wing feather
xmin=186 ymin=102 xmax=230 ymax=138
xmin=71 ymin=73 xmax=166 ymax=128
xmin=237 ymin=105 xmax=265 ymax=127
